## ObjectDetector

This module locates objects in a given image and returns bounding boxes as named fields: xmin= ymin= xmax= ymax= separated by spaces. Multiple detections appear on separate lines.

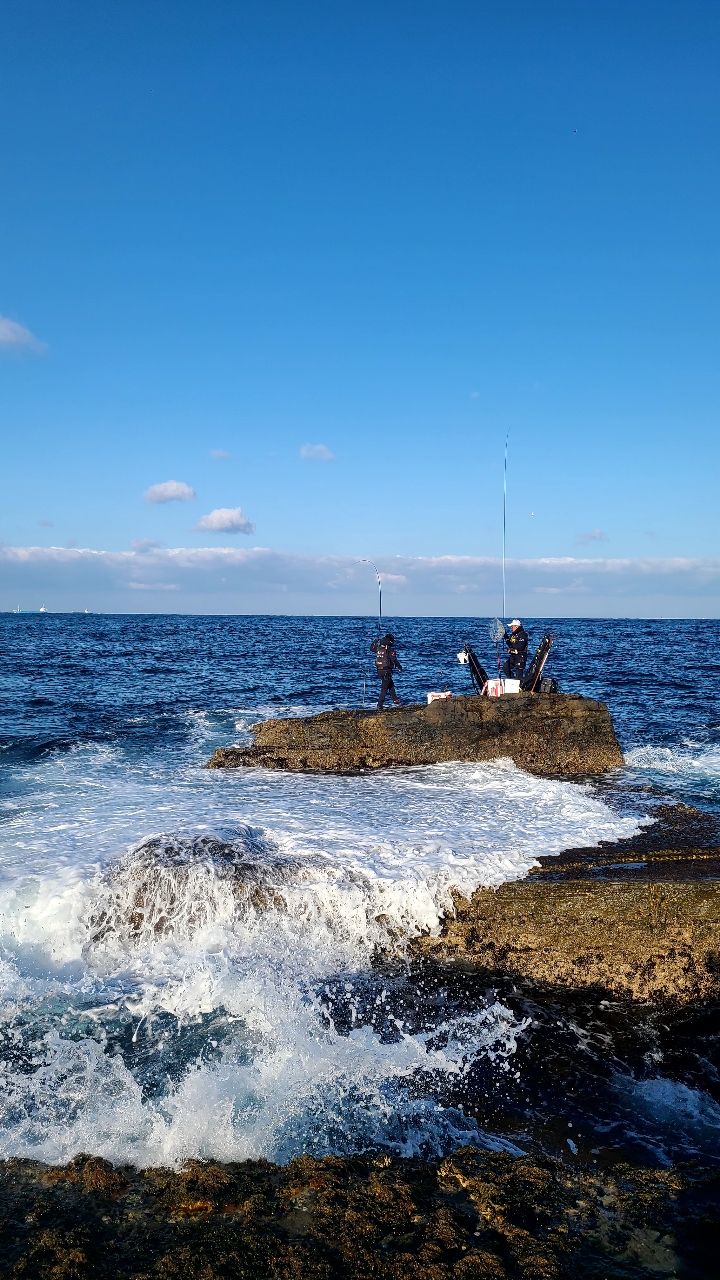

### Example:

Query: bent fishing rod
xmin=357 ymin=558 xmax=382 ymax=629
xmin=357 ymin=558 xmax=383 ymax=707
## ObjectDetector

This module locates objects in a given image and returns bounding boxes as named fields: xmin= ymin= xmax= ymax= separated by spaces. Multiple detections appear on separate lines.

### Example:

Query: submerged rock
xmin=1 ymin=1148 xmax=717 ymax=1278
xmin=207 ymin=693 xmax=623 ymax=776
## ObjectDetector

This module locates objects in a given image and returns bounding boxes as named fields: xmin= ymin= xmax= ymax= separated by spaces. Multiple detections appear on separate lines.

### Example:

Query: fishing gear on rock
xmin=457 ymin=623 xmax=557 ymax=696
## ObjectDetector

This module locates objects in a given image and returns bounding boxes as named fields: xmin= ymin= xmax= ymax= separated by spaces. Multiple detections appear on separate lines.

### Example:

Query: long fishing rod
xmin=502 ymin=432 xmax=508 ymax=621
xmin=358 ymin=558 xmax=382 ymax=629
xmin=357 ymin=559 xmax=383 ymax=707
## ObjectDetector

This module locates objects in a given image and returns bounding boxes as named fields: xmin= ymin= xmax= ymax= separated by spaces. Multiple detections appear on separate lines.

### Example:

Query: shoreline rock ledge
xmin=207 ymin=693 xmax=623 ymax=775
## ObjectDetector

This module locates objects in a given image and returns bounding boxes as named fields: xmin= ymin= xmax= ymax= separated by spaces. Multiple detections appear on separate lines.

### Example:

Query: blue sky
xmin=2 ymin=0 xmax=719 ymax=613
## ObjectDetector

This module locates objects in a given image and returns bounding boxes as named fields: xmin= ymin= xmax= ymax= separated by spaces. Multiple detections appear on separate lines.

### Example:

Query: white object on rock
xmin=503 ymin=679 xmax=521 ymax=694
xmin=427 ymin=691 xmax=454 ymax=704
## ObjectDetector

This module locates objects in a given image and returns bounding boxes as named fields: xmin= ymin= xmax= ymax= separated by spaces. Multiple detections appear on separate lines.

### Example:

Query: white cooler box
xmin=486 ymin=678 xmax=520 ymax=696
xmin=427 ymin=691 xmax=453 ymax=704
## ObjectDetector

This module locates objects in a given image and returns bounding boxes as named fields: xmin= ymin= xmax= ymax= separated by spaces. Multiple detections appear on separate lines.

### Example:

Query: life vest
xmin=374 ymin=641 xmax=393 ymax=674
xmin=507 ymin=627 xmax=528 ymax=659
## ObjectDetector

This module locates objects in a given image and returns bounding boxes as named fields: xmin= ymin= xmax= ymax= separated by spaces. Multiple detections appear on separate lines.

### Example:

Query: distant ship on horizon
xmin=10 ymin=606 xmax=90 ymax=614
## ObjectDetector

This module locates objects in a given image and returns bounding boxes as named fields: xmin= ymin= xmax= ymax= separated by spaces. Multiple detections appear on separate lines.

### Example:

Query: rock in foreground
xmin=2 ymin=1148 xmax=718 ymax=1279
xmin=207 ymin=693 xmax=623 ymax=776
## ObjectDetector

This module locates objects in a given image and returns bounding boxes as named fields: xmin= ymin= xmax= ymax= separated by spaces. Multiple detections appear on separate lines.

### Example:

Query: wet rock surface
xmin=414 ymin=806 xmax=720 ymax=1004
xmin=531 ymin=804 xmax=720 ymax=884
xmin=1 ymin=1148 xmax=718 ymax=1279
xmin=207 ymin=694 xmax=624 ymax=777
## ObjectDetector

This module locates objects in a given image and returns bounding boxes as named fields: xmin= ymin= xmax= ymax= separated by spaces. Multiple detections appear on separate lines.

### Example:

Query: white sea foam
xmin=0 ymin=734 xmax=641 ymax=1166
xmin=625 ymin=742 xmax=720 ymax=783
xmin=1 ymin=758 xmax=638 ymax=969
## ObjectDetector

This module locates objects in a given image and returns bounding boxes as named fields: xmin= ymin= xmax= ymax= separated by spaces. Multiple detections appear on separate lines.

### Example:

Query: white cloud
xmin=0 ymin=314 xmax=47 ymax=352
xmin=576 ymin=529 xmax=609 ymax=544
xmin=143 ymin=480 xmax=197 ymax=504
xmin=300 ymin=444 xmax=335 ymax=460
xmin=2 ymin=547 xmax=720 ymax=615
xmin=210 ymin=449 xmax=231 ymax=459
xmin=193 ymin=507 xmax=256 ymax=533
xmin=131 ymin=539 xmax=165 ymax=552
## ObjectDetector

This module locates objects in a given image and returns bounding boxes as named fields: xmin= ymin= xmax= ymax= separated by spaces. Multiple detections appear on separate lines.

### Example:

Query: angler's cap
xmin=510 ymin=619 xmax=521 ymax=628
xmin=386 ymin=633 xmax=395 ymax=642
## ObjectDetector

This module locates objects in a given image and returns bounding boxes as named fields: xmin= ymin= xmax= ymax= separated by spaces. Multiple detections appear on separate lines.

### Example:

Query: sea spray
xmin=0 ymin=759 xmax=636 ymax=1167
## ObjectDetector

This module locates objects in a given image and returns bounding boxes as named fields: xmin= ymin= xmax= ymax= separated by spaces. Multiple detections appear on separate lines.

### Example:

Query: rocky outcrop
xmin=416 ymin=878 xmax=720 ymax=1003
xmin=207 ymin=694 xmax=623 ymax=776
xmin=414 ymin=806 xmax=720 ymax=1003
xmin=2 ymin=1149 xmax=717 ymax=1278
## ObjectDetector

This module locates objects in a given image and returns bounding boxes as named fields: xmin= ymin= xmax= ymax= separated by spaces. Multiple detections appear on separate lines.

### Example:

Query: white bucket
xmin=427 ymin=691 xmax=453 ymax=704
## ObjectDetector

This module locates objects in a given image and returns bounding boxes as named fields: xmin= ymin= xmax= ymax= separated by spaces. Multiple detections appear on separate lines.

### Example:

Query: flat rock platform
xmin=415 ymin=804 xmax=720 ymax=1003
xmin=206 ymin=692 xmax=623 ymax=776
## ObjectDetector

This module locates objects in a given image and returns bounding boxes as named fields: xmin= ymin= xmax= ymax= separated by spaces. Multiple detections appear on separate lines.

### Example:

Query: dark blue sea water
xmin=0 ymin=614 xmax=719 ymax=1171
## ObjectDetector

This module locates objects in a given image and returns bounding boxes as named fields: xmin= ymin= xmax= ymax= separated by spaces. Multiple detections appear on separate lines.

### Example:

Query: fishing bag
xmin=539 ymin=677 xmax=559 ymax=694
xmin=374 ymin=641 xmax=392 ymax=674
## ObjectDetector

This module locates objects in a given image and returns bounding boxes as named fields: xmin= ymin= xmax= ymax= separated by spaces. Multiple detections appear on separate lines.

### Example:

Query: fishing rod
xmin=357 ymin=559 xmax=383 ymax=707
xmin=358 ymin=558 xmax=382 ymax=629
xmin=502 ymin=432 xmax=508 ymax=622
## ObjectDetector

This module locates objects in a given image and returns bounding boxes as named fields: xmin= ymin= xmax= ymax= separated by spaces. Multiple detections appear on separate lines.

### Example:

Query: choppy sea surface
xmin=0 ymin=614 xmax=719 ymax=1171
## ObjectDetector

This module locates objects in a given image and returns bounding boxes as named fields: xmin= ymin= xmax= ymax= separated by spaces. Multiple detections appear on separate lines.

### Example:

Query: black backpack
xmin=539 ymin=677 xmax=559 ymax=694
xmin=374 ymin=641 xmax=392 ymax=674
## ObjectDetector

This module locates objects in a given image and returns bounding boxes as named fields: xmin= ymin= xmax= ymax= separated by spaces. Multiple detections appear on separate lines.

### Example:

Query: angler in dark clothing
xmin=502 ymin=619 xmax=528 ymax=680
xmin=370 ymin=633 xmax=403 ymax=710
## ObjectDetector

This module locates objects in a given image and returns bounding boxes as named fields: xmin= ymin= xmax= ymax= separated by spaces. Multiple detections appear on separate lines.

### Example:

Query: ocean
xmin=1 ymin=614 xmax=719 ymax=1171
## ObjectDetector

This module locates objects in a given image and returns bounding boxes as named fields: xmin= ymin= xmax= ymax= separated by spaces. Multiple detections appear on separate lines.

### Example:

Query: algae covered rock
xmin=2 ymin=1148 xmax=718 ymax=1278
xmin=1 ymin=1152 xmax=712 ymax=1280
xmin=207 ymin=694 xmax=623 ymax=777
xmin=416 ymin=876 xmax=720 ymax=1003
xmin=414 ymin=805 xmax=720 ymax=1003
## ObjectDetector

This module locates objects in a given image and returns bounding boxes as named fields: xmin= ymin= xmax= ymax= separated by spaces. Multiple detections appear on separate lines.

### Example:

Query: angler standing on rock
xmin=370 ymin=633 xmax=403 ymax=710
xmin=503 ymin=619 xmax=528 ymax=681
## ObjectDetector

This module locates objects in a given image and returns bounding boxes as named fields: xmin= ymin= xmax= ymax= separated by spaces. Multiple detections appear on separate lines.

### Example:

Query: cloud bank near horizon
xmin=2 ymin=546 xmax=719 ymax=616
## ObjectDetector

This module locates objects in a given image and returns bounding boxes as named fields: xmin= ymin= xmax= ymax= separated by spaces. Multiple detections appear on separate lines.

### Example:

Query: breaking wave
xmin=0 ymin=749 xmax=640 ymax=1167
